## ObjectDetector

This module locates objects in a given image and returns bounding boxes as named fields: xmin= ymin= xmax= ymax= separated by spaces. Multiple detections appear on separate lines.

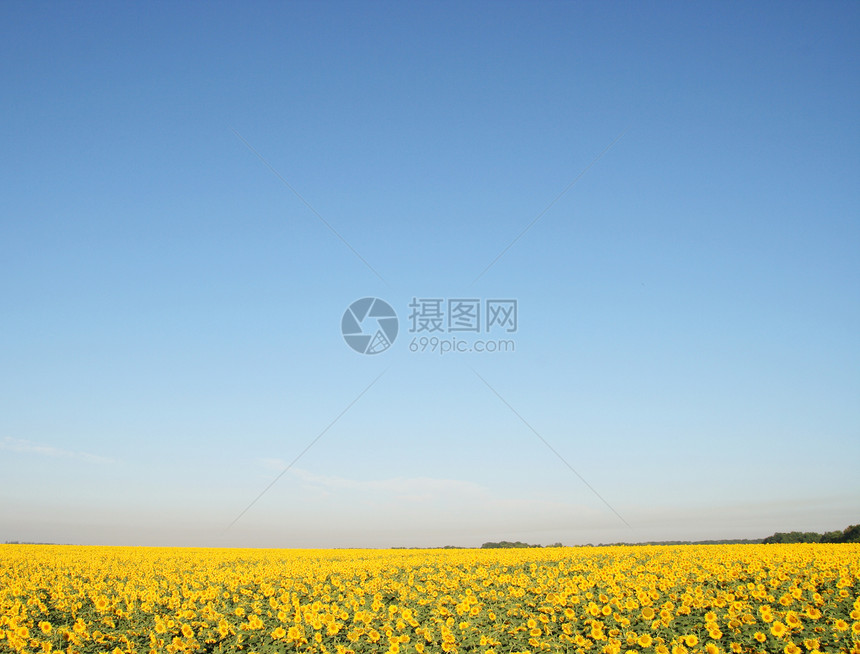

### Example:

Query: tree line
xmin=479 ymin=523 xmax=860 ymax=549
xmin=761 ymin=524 xmax=860 ymax=544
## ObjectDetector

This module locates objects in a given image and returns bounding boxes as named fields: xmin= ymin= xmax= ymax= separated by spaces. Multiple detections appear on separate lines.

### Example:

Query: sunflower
xmin=271 ymin=626 xmax=286 ymax=639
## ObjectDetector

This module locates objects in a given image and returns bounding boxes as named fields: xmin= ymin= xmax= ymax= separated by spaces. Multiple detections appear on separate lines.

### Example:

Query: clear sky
xmin=1 ymin=1 xmax=858 ymax=548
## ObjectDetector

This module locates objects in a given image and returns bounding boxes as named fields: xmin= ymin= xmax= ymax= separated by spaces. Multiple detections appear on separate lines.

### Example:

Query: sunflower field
xmin=1 ymin=543 xmax=858 ymax=654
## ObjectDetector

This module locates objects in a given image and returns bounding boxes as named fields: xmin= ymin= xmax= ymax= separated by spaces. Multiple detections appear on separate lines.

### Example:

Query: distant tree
xmin=841 ymin=524 xmax=860 ymax=542
xmin=821 ymin=524 xmax=860 ymax=543
xmin=762 ymin=531 xmax=821 ymax=544
xmin=763 ymin=525 xmax=860 ymax=544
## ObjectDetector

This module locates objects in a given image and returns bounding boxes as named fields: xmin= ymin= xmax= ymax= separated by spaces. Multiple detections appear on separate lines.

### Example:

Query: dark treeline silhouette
xmin=481 ymin=541 xmax=563 ymax=549
xmin=480 ymin=523 xmax=859 ymax=549
xmin=588 ymin=538 xmax=764 ymax=547
xmin=762 ymin=524 xmax=860 ymax=544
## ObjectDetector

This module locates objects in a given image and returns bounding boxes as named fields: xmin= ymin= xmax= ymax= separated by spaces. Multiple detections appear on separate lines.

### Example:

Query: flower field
xmin=1 ymin=544 xmax=858 ymax=654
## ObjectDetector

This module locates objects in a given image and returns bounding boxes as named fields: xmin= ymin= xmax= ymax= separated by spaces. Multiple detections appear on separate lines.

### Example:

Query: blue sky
xmin=1 ymin=1 xmax=858 ymax=548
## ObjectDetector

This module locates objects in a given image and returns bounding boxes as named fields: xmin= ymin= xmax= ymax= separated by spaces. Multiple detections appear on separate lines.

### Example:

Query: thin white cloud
xmin=252 ymin=462 xmax=495 ymax=502
xmin=259 ymin=457 xmax=290 ymax=472
xmin=0 ymin=437 xmax=116 ymax=464
xmin=249 ymin=463 xmax=611 ymax=535
xmin=289 ymin=467 xmax=491 ymax=501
